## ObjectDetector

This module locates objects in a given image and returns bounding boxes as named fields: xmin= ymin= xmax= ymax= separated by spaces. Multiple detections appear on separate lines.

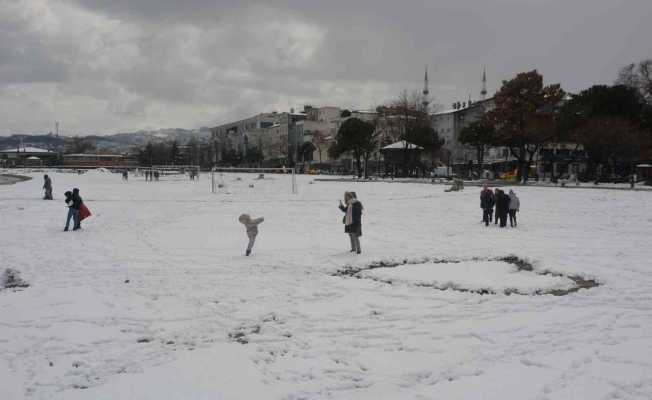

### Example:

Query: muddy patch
xmin=2 ymin=268 xmax=29 ymax=290
xmin=333 ymin=255 xmax=599 ymax=296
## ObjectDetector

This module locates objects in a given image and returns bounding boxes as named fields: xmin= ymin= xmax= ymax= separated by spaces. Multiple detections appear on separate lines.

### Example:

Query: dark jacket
xmin=480 ymin=189 xmax=494 ymax=209
xmin=495 ymin=190 xmax=510 ymax=215
xmin=339 ymin=200 xmax=363 ymax=235
xmin=43 ymin=177 xmax=52 ymax=190
xmin=64 ymin=191 xmax=73 ymax=207
xmin=71 ymin=189 xmax=83 ymax=210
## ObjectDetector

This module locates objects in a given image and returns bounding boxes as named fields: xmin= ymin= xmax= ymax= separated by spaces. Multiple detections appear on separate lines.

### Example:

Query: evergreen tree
xmin=328 ymin=118 xmax=377 ymax=178
xmin=459 ymin=117 xmax=496 ymax=174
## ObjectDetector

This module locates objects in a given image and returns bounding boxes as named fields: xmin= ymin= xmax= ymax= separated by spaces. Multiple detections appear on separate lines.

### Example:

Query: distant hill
xmin=0 ymin=128 xmax=212 ymax=153
xmin=0 ymin=134 xmax=65 ymax=151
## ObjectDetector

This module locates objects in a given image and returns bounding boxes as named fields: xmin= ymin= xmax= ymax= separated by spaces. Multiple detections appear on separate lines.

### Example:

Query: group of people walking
xmin=480 ymin=184 xmax=520 ymax=227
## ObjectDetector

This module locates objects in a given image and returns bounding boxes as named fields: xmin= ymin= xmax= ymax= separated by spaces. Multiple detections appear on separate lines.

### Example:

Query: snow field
xmin=1 ymin=170 xmax=652 ymax=399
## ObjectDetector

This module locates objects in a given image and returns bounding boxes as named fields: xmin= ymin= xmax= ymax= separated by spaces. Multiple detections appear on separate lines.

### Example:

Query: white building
xmin=431 ymin=98 xmax=496 ymax=166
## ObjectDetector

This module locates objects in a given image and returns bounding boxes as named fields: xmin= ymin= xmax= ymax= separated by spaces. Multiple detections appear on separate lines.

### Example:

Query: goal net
xmin=137 ymin=165 xmax=200 ymax=181
xmin=210 ymin=167 xmax=297 ymax=195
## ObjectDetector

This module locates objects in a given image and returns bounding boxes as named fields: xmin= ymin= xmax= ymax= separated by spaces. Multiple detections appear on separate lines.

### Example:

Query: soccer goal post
xmin=210 ymin=167 xmax=297 ymax=194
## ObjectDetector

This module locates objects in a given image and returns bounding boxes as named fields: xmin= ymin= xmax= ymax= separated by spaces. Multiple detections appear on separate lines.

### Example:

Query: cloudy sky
xmin=1 ymin=0 xmax=651 ymax=135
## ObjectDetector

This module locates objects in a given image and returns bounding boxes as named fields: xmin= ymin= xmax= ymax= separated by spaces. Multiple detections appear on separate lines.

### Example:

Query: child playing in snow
xmin=238 ymin=214 xmax=264 ymax=256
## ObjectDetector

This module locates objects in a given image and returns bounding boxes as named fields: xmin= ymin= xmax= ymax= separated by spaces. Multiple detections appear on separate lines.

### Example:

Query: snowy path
xmin=1 ymin=170 xmax=652 ymax=399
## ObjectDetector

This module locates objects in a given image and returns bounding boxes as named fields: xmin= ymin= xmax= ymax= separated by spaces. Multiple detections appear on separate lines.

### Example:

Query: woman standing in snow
xmin=508 ymin=189 xmax=520 ymax=227
xmin=339 ymin=191 xmax=363 ymax=254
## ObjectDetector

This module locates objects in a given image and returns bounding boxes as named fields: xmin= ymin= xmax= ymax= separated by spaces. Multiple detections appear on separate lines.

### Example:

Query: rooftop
xmin=0 ymin=146 xmax=54 ymax=153
xmin=382 ymin=141 xmax=424 ymax=150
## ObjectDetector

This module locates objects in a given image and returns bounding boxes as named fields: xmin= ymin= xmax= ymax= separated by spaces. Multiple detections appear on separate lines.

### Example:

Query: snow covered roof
xmin=382 ymin=141 xmax=423 ymax=150
xmin=26 ymin=156 xmax=41 ymax=160
xmin=64 ymin=153 xmax=124 ymax=158
xmin=433 ymin=109 xmax=459 ymax=116
xmin=0 ymin=146 xmax=54 ymax=153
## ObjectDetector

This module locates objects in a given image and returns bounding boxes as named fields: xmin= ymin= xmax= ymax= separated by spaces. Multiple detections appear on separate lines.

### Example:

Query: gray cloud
xmin=1 ymin=0 xmax=651 ymax=135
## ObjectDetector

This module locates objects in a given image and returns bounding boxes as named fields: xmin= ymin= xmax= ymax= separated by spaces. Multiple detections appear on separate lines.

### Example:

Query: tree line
xmin=457 ymin=59 xmax=652 ymax=182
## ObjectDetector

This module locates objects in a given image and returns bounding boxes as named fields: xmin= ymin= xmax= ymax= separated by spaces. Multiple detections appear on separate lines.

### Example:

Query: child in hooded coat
xmin=239 ymin=214 xmax=264 ymax=256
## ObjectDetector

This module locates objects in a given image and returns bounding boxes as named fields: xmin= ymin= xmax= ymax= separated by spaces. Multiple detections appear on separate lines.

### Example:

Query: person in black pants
xmin=495 ymin=189 xmax=510 ymax=227
xmin=71 ymin=188 xmax=83 ymax=230
xmin=480 ymin=184 xmax=495 ymax=227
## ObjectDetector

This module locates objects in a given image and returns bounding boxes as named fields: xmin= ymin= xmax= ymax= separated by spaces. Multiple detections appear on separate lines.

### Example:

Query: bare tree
xmin=378 ymin=90 xmax=442 ymax=176
xmin=617 ymin=59 xmax=652 ymax=104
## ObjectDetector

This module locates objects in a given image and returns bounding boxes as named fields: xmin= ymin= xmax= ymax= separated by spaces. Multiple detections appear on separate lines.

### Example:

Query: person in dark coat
xmin=493 ymin=188 xmax=501 ymax=224
xmin=43 ymin=175 xmax=53 ymax=200
xmin=63 ymin=191 xmax=76 ymax=231
xmin=480 ymin=184 xmax=495 ymax=227
xmin=339 ymin=191 xmax=363 ymax=254
xmin=494 ymin=189 xmax=510 ymax=227
xmin=71 ymin=188 xmax=83 ymax=230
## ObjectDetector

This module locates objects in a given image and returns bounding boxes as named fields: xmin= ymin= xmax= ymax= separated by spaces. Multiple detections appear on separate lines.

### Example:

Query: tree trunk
xmin=403 ymin=144 xmax=409 ymax=177
xmin=524 ymin=149 xmax=538 ymax=184
xmin=510 ymin=146 xmax=526 ymax=183
xmin=476 ymin=145 xmax=485 ymax=176
xmin=355 ymin=151 xmax=362 ymax=178
xmin=363 ymin=154 xmax=371 ymax=178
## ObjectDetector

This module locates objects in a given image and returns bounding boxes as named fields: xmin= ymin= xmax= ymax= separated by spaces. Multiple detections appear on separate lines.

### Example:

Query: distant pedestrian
xmin=63 ymin=191 xmax=76 ymax=231
xmin=154 ymin=170 xmax=159 ymax=181
xmin=43 ymin=175 xmax=53 ymax=200
xmin=339 ymin=191 xmax=363 ymax=254
xmin=508 ymin=189 xmax=520 ymax=227
xmin=239 ymin=214 xmax=264 ymax=256
xmin=480 ymin=184 xmax=494 ymax=227
xmin=122 ymin=170 xmax=128 ymax=181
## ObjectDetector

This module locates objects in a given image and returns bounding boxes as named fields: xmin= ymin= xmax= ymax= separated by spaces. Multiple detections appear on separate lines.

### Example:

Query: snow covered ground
xmin=1 ymin=170 xmax=652 ymax=399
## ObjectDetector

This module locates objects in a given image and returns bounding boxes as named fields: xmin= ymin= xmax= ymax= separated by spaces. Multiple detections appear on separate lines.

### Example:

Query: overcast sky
xmin=1 ymin=0 xmax=651 ymax=135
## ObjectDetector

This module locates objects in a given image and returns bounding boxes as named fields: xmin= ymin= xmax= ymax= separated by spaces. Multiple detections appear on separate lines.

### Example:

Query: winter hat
xmin=238 ymin=214 xmax=250 ymax=224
